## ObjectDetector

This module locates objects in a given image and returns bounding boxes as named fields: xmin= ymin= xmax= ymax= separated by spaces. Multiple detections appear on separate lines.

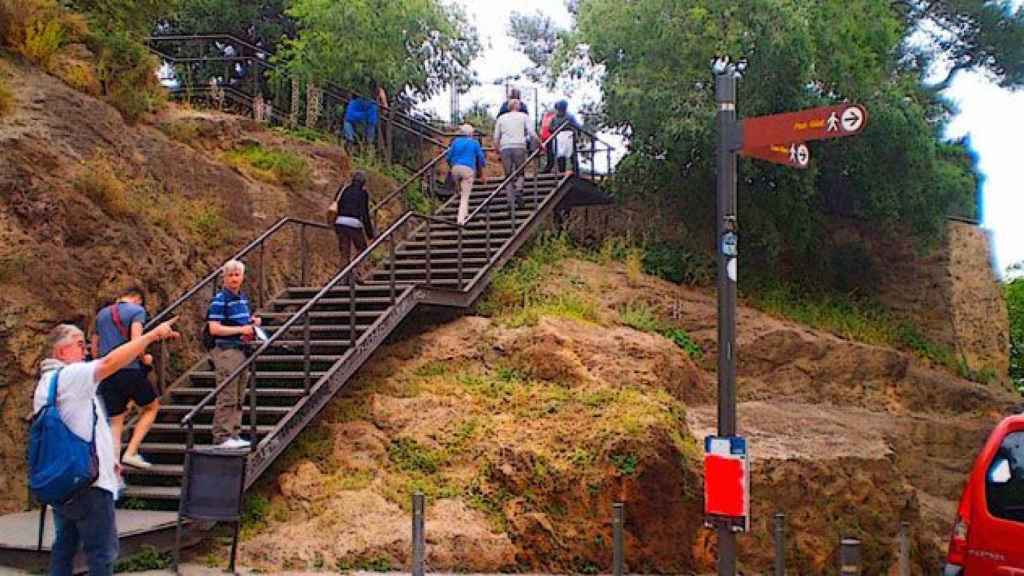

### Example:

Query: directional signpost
xmin=709 ymin=60 xmax=868 ymax=576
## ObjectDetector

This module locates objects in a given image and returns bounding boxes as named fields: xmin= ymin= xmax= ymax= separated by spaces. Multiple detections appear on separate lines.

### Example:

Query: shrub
xmin=90 ymin=29 xmax=164 ymax=123
xmin=0 ymin=76 xmax=12 ymax=118
xmin=113 ymin=545 xmax=171 ymax=572
xmin=662 ymin=327 xmax=703 ymax=360
xmin=0 ymin=0 xmax=86 ymax=65
xmin=642 ymin=241 xmax=715 ymax=286
xmin=52 ymin=57 xmax=100 ymax=95
xmin=619 ymin=300 xmax=661 ymax=332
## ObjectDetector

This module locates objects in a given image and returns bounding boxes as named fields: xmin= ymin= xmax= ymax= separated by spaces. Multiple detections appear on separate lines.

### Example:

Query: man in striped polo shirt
xmin=206 ymin=260 xmax=262 ymax=450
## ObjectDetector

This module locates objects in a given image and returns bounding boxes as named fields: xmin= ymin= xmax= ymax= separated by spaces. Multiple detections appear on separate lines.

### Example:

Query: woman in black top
xmin=333 ymin=171 xmax=376 ymax=280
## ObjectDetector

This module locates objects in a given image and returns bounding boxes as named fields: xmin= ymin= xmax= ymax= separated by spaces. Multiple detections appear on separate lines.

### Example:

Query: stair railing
xmin=178 ymin=208 xmax=460 ymax=452
xmin=146 ymin=34 xmax=449 ymax=168
xmin=144 ymin=217 xmax=334 ymax=394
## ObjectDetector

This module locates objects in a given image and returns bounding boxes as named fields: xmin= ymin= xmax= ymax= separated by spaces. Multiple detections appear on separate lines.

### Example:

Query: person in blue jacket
xmin=446 ymin=124 xmax=486 ymax=225
xmin=343 ymin=96 xmax=379 ymax=147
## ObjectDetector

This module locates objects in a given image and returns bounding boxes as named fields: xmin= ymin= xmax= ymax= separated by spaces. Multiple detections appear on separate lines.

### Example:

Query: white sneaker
xmin=232 ymin=437 xmax=252 ymax=449
xmin=216 ymin=437 xmax=251 ymax=450
xmin=121 ymin=453 xmax=153 ymax=469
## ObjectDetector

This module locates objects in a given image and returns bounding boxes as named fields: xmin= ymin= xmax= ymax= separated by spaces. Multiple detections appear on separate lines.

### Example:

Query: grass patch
xmin=73 ymin=156 xmax=132 ymax=218
xmin=1007 ymin=278 xmax=1024 ymax=393
xmin=160 ymin=119 xmax=199 ymax=143
xmin=274 ymin=125 xmax=330 ymax=143
xmin=388 ymin=437 xmax=446 ymax=474
xmin=181 ymin=198 xmax=231 ymax=248
xmin=502 ymin=292 xmax=602 ymax=328
xmin=619 ymin=300 xmax=661 ymax=332
xmin=617 ymin=299 xmax=704 ymax=360
xmin=0 ymin=74 xmax=13 ymax=118
xmin=747 ymin=280 xmax=980 ymax=378
xmin=0 ymin=252 xmax=29 ymax=284
xmin=113 ymin=544 xmax=171 ymax=572
xmin=609 ymin=452 xmax=638 ymax=476
xmin=224 ymin=145 xmax=310 ymax=189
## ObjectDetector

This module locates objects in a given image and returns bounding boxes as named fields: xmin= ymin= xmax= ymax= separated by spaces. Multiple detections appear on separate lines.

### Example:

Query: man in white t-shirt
xmin=33 ymin=319 xmax=178 ymax=576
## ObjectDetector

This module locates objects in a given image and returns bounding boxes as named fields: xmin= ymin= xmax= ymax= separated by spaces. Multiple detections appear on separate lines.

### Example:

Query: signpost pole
xmin=715 ymin=67 xmax=739 ymax=576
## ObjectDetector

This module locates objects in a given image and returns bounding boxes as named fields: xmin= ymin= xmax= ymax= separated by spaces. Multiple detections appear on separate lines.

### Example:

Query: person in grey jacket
xmin=492 ymin=99 xmax=540 ymax=207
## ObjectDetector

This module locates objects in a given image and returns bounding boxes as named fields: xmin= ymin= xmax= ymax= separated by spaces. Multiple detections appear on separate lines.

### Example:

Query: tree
xmin=279 ymin=0 xmax=480 ymax=101
xmin=895 ymin=0 xmax=1024 ymax=92
xmin=508 ymin=11 xmax=562 ymax=84
xmin=169 ymin=0 xmax=294 ymax=50
xmin=529 ymin=0 xmax=1015 ymax=286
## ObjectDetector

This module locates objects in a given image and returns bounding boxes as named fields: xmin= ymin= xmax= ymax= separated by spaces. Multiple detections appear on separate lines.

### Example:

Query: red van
xmin=944 ymin=415 xmax=1024 ymax=575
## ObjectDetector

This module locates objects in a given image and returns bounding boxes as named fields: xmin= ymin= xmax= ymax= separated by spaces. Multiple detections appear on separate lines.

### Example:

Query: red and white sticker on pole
xmin=704 ymin=435 xmax=750 ymax=532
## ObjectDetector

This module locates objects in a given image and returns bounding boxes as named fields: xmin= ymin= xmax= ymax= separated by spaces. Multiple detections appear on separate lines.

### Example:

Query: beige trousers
xmin=211 ymin=346 xmax=249 ymax=445
xmin=451 ymin=164 xmax=475 ymax=224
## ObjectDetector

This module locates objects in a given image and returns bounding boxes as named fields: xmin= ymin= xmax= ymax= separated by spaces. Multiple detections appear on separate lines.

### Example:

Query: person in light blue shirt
xmin=445 ymin=124 xmax=486 ymax=224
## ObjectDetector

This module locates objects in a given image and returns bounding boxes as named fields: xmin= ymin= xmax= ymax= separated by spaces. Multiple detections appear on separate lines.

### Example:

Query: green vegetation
xmin=160 ymin=119 xmax=199 ymax=143
xmin=73 ymin=156 xmax=132 ymax=219
xmin=280 ymin=0 xmax=480 ymax=99
xmin=641 ymin=241 xmax=715 ymax=286
xmin=509 ymin=1 xmax=1024 ymax=287
xmin=388 ymin=437 xmax=446 ymax=474
xmin=746 ymin=280 xmax=988 ymax=378
xmin=609 ymin=452 xmax=638 ymax=476
xmin=618 ymin=300 xmax=704 ymax=360
xmin=1006 ymin=276 xmax=1024 ymax=392
xmin=224 ymin=145 xmax=310 ymax=189
xmin=113 ymin=544 xmax=172 ymax=572
xmin=479 ymin=232 xmax=582 ymax=324
xmin=273 ymin=125 xmax=330 ymax=143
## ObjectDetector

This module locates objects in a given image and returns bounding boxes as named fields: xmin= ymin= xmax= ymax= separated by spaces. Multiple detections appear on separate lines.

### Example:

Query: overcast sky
xmin=431 ymin=1 xmax=1023 ymax=275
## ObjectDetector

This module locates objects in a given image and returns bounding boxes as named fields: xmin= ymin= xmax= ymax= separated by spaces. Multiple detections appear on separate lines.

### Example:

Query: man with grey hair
xmin=493 ymin=99 xmax=540 ymax=208
xmin=445 ymin=124 xmax=486 ymax=225
xmin=206 ymin=260 xmax=262 ymax=450
xmin=34 ymin=318 xmax=179 ymax=575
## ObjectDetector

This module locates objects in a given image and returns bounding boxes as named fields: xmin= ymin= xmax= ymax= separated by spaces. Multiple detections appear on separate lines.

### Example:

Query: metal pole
xmin=613 ymin=503 xmax=624 ymax=576
xmin=303 ymin=311 xmax=311 ymax=394
xmin=839 ymin=538 xmax=862 ymax=575
xmin=773 ymin=513 xmax=785 ymax=576
xmin=349 ymin=271 xmax=356 ymax=344
xmin=412 ymin=492 xmax=425 ymax=576
xmin=159 ymin=339 xmax=168 ymax=395
xmin=457 ymin=226 xmax=464 ymax=289
xmin=425 ymin=219 xmax=432 ymax=287
xmin=258 ymin=242 xmax=265 ymax=310
xmin=248 ymin=370 xmax=257 ymax=442
xmin=714 ymin=68 xmax=739 ymax=576
xmin=898 ymin=521 xmax=910 ymax=576
xmin=389 ymin=234 xmax=396 ymax=304
xmin=300 ymin=223 xmax=309 ymax=286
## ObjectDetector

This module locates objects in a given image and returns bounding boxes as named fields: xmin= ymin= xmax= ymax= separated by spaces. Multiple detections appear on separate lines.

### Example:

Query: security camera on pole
xmin=705 ymin=57 xmax=868 ymax=576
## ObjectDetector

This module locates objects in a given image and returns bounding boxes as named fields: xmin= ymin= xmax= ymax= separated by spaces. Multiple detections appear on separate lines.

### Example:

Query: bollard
xmin=839 ymin=538 xmax=862 ymax=576
xmin=899 ymin=521 xmax=910 ymax=576
xmin=612 ymin=503 xmax=624 ymax=576
xmin=773 ymin=513 xmax=785 ymax=576
xmin=412 ymin=492 xmax=425 ymax=576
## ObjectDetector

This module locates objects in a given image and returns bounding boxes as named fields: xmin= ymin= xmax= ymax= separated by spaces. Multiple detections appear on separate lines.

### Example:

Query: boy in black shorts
xmin=92 ymin=286 xmax=160 ymax=469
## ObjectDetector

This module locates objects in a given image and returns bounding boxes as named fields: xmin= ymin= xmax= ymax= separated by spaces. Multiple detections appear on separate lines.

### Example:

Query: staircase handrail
xmin=146 ymin=217 xmax=330 ymax=329
xmin=370 ymin=150 xmax=449 ymax=216
xmin=464 ymin=124 xmax=615 ymax=224
xmin=180 ymin=208 xmax=427 ymax=428
xmin=146 ymin=34 xmax=449 ymax=144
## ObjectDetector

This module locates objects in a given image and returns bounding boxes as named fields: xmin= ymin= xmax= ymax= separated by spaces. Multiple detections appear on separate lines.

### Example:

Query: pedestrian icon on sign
xmin=789 ymin=144 xmax=798 ymax=162
xmin=827 ymin=112 xmax=840 ymax=132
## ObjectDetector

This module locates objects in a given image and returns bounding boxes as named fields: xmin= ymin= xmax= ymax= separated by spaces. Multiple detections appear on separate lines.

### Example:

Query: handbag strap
xmin=109 ymin=304 xmax=129 ymax=341
xmin=44 ymin=368 xmax=96 ymax=444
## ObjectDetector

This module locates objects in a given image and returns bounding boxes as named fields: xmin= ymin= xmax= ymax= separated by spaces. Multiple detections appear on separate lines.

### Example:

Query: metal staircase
xmin=121 ymin=130 xmax=613 ymax=507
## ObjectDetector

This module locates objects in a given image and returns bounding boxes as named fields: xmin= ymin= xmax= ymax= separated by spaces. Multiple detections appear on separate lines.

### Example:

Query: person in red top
xmin=540 ymin=109 xmax=557 ymax=174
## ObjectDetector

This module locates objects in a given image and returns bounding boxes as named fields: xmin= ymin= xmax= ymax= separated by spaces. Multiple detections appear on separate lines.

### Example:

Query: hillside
xmin=0 ymin=55 xmax=402 ymax=514
xmin=218 ymin=249 xmax=1019 ymax=575
xmin=1 ymin=49 xmax=1019 ymax=575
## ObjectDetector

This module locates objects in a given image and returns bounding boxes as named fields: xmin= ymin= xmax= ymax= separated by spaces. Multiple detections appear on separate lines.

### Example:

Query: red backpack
xmin=540 ymin=111 xmax=556 ymax=141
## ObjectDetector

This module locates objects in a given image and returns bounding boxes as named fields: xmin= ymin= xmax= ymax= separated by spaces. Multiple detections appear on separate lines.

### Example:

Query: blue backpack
xmin=27 ymin=369 xmax=99 ymax=505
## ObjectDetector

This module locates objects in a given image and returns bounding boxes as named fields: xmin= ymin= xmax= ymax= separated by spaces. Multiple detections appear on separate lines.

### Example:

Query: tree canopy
xmin=511 ymin=0 xmax=1023 ymax=285
xmin=277 ymin=0 xmax=480 ymax=99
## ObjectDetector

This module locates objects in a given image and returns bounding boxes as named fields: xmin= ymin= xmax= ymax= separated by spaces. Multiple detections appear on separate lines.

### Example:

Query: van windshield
xmin=986 ymin=431 xmax=1024 ymax=523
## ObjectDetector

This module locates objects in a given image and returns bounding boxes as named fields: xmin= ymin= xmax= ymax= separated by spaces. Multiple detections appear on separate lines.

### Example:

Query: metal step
xmin=189 ymin=371 xmax=328 ymax=381
xmin=260 ymin=310 xmax=381 ymax=320
xmin=160 ymin=404 xmax=292 ymax=416
xmin=270 ymin=297 xmax=395 ymax=307
xmin=143 ymin=423 xmax=275 ymax=435
xmin=169 ymin=387 xmax=306 ymax=398
xmin=122 ymin=485 xmax=181 ymax=501
xmin=123 ymin=464 xmax=184 ymax=477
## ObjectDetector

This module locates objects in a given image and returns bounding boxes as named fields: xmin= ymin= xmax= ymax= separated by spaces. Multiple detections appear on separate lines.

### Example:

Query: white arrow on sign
xmin=841 ymin=106 xmax=864 ymax=133
xmin=790 ymin=143 xmax=810 ymax=167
